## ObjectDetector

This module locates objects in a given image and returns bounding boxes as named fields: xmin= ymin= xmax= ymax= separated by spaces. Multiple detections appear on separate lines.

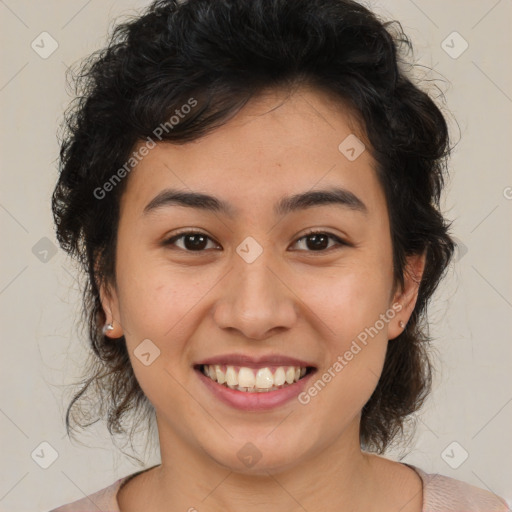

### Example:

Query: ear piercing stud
xmin=399 ymin=320 xmax=405 ymax=329
xmin=102 ymin=322 xmax=114 ymax=334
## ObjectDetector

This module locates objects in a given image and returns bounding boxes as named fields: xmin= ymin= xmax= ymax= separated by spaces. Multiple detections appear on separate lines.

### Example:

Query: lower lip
xmin=195 ymin=367 xmax=316 ymax=411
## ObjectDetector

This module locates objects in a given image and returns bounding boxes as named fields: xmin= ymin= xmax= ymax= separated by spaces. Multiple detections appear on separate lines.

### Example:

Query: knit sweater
xmin=49 ymin=464 xmax=510 ymax=511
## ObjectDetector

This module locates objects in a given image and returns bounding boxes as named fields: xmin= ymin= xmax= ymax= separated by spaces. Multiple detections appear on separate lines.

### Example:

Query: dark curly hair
xmin=52 ymin=0 xmax=455 ymax=454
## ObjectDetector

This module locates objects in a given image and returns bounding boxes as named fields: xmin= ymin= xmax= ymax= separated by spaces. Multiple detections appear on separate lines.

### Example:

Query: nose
xmin=212 ymin=249 xmax=298 ymax=340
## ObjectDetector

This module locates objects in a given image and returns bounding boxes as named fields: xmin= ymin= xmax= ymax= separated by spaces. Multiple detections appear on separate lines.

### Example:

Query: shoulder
xmin=408 ymin=464 xmax=510 ymax=512
xmin=48 ymin=476 xmax=128 ymax=512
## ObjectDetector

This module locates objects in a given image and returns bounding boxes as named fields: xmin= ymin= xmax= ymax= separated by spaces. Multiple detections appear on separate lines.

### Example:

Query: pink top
xmin=49 ymin=464 xmax=510 ymax=511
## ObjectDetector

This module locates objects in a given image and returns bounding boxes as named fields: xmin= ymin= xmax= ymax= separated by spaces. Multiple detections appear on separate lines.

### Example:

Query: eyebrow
xmin=142 ymin=187 xmax=368 ymax=218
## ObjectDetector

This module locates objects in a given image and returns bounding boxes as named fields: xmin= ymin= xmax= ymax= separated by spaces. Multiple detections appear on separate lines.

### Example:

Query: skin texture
xmin=102 ymin=86 xmax=425 ymax=512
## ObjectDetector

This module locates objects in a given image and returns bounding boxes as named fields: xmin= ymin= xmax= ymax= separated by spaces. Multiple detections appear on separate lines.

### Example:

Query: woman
xmin=50 ymin=0 xmax=509 ymax=510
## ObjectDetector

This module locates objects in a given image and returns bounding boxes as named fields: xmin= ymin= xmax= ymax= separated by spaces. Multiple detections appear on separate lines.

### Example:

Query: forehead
xmin=120 ymin=87 xmax=386 ymax=220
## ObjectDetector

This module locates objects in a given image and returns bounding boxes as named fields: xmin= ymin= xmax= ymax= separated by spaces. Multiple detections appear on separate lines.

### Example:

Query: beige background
xmin=0 ymin=0 xmax=511 ymax=510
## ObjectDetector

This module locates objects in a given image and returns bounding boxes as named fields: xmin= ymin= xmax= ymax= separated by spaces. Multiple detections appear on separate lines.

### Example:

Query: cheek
xmin=116 ymin=239 xmax=394 ymax=349
xmin=296 ymin=254 xmax=393 ymax=403
xmin=118 ymin=273 xmax=209 ymax=342
xmin=114 ymin=241 xmax=208 ymax=345
xmin=113 ymin=257 xmax=209 ymax=414
xmin=301 ymin=256 xmax=394 ymax=340
xmin=298 ymin=270 xmax=391 ymax=425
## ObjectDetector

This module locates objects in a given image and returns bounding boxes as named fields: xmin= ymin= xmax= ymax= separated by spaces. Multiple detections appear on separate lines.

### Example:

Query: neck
xmin=120 ymin=417 xmax=383 ymax=512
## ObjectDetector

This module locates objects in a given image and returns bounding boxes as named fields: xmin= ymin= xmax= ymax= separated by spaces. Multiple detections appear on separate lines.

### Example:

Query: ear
xmin=388 ymin=251 xmax=427 ymax=341
xmin=98 ymin=277 xmax=124 ymax=338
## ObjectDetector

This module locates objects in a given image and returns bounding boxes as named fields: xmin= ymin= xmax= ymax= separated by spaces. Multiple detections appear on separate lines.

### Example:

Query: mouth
xmin=194 ymin=363 xmax=316 ymax=393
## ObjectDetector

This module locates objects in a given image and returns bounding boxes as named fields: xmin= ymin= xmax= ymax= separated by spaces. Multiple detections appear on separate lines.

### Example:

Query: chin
xmin=204 ymin=433 xmax=311 ymax=476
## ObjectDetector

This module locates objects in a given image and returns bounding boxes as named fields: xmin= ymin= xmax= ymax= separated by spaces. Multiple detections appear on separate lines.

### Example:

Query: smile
xmin=200 ymin=364 xmax=311 ymax=393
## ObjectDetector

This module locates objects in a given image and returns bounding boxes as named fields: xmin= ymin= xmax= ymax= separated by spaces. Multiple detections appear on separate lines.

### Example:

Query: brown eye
xmin=163 ymin=230 xmax=346 ymax=253
xmin=292 ymin=231 xmax=346 ymax=252
xmin=164 ymin=232 xmax=219 ymax=251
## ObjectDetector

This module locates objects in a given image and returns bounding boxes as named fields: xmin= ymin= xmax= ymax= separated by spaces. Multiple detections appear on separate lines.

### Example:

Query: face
xmin=101 ymin=86 xmax=424 ymax=474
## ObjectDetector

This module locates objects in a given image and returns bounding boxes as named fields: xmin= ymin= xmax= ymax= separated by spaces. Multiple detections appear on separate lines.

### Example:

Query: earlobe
xmin=98 ymin=279 xmax=123 ymax=338
xmin=389 ymin=250 xmax=427 ymax=340
xmin=102 ymin=322 xmax=115 ymax=335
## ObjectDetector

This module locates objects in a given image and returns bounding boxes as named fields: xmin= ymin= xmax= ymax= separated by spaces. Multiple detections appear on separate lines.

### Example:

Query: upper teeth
xmin=202 ymin=364 xmax=307 ymax=392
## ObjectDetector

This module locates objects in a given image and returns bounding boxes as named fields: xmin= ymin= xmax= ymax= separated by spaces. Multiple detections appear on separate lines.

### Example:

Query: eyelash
xmin=163 ymin=229 xmax=348 ymax=253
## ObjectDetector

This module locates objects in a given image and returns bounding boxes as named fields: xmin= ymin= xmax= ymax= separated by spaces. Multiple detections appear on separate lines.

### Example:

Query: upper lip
xmin=195 ymin=353 xmax=316 ymax=369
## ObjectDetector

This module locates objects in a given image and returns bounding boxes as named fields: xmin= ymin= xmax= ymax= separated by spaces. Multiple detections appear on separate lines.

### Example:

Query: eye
xmin=163 ymin=229 xmax=347 ymax=253
xmin=291 ymin=230 xmax=347 ymax=252
xmin=163 ymin=230 xmax=220 ymax=252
